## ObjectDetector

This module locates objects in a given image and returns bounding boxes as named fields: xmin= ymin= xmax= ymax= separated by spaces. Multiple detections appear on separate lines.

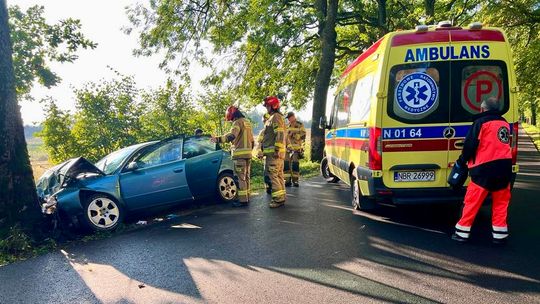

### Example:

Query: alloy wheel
xmin=87 ymin=197 xmax=120 ymax=229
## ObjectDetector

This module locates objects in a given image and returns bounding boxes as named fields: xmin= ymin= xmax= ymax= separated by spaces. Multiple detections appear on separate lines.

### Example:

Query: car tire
xmin=81 ymin=193 xmax=123 ymax=232
xmin=321 ymin=157 xmax=339 ymax=183
xmin=350 ymin=174 xmax=376 ymax=211
xmin=216 ymin=172 xmax=238 ymax=203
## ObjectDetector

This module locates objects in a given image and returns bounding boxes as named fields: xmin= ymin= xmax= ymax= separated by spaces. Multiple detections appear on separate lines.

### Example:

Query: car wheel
xmin=216 ymin=172 xmax=238 ymax=203
xmin=351 ymin=174 xmax=376 ymax=211
xmin=321 ymin=157 xmax=339 ymax=183
xmin=82 ymin=194 xmax=123 ymax=231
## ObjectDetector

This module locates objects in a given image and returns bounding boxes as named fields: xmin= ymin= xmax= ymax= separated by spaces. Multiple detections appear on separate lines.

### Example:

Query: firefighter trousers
xmin=233 ymin=158 xmax=251 ymax=203
xmin=266 ymin=155 xmax=286 ymax=203
xmin=284 ymin=151 xmax=300 ymax=183
xmin=455 ymin=181 xmax=511 ymax=240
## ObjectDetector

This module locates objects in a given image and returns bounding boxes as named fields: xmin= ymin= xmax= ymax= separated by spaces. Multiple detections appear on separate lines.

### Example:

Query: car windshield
xmin=95 ymin=143 xmax=147 ymax=175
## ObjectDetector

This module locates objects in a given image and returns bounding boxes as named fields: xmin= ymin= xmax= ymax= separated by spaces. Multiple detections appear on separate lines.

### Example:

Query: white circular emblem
xmin=396 ymin=72 xmax=439 ymax=115
xmin=498 ymin=126 xmax=510 ymax=144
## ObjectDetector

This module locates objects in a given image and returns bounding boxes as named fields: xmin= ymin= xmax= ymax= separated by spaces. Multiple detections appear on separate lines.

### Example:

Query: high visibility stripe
xmin=492 ymin=225 xmax=508 ymax=232
xmin=455 ymin=224 xmax=471 ymax=232
xmin=233 ymin=150 xmax=253 ymax=156
xmin=492 ymin=232 xmax=508 ymax=239
xmin=263 ymin=147 xmax=275 ymax=153
xmin=455 ymin=231 xmax=470 ymax=239
xmin=283 ymin=174 xmax=291 ymax=178
xmin=274 ymin=127 xmax=285 ymax=132
xmin=238 ymin=190 xmax=249 ymax=195
xmin=288 ymin=128 xmax=300 ymax=131
xmin=272 ymin=190 xmax=286 ymax=198
xmin=275 ymin=142 xmax=285 ymax=148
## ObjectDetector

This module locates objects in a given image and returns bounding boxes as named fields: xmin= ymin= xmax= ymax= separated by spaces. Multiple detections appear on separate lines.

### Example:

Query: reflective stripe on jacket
xmin=286 ymin=121 xmax=306 ymax=151
xmin=261 ymin=112 xmax=286 ymax=158
xmin=219 ymin=117 xmax=254 ymax=159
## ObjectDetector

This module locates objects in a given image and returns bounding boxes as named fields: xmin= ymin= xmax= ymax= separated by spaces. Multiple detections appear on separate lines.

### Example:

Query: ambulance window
xmin=350 ymin=74 xmax=374 ymax=122
xmin=334 ymin=81 xmax=356 ymax=128
xmin=388 ymin=62 xmax=449 ymax=123
xmin=451 ymin=61 xmax=509 ymax=122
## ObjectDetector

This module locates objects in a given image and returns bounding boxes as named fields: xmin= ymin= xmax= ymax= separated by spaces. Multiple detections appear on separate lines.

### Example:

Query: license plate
xmin=394 ymin=170 xmax=435 ymax=182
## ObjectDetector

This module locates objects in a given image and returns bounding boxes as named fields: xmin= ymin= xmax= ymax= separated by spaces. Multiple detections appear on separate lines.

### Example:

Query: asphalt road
xmin=1 ymin=128 xmax=539 ymax=304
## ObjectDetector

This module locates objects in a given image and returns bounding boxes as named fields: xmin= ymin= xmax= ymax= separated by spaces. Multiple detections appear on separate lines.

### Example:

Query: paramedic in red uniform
xmin=452 ymin=97 xmax=513 ymax=245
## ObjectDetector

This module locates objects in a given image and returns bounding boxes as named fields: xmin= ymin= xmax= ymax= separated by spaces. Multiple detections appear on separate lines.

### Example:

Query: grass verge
xmin=522 ymin=123 xmax=540 ymax=152
xmin=249 ymin=158 xmax=320 ymax=192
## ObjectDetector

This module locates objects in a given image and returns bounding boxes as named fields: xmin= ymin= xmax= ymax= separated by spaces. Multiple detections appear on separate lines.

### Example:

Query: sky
xmin=11 ymin=0 xmax=320 ymax=126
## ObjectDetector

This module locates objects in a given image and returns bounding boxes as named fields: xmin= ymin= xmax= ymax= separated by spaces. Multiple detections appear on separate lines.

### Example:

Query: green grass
xmin=249 ymin=157 xmax=320 ymax=193
xmin=522 ymin=123 xmax=540 ymax=152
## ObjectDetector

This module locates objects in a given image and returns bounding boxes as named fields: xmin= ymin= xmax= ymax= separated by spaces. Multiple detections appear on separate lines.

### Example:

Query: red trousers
xmin=455 ymin=181 xmax=511 ymax=240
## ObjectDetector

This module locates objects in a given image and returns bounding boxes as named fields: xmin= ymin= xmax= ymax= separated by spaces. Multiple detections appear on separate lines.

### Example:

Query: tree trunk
xmin=0 ymin=0 xmax=41 ymax=238
xmin=310 ymin=0 xmax=338 ymax=162
xmin=531 ymin=99 xmax=538 ymax=126
xmin=377 ymin=0 xmax=387 ymax=35
xmin=425 ymin=0 xmax=435 ymax=24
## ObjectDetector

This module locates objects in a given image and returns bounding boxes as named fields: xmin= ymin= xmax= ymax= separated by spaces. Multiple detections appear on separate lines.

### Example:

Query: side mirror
xmin=319 ymin=116 xmax=330 ymax=130
xmin=125 ymin=161 xmax=139 ymax=172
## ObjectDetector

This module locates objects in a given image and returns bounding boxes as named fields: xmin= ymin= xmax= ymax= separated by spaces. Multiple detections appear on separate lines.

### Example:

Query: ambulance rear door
xmin=381 ymin=32 xmax=453 ymax=189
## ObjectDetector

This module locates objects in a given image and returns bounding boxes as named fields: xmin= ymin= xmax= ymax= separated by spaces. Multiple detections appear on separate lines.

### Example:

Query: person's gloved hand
xmin=456 ymin=156 xmax=467 ymax=168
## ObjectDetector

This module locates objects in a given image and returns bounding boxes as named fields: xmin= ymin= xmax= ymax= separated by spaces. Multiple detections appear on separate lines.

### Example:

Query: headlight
xmin=41 ymin=196 xmax=58 ymax=215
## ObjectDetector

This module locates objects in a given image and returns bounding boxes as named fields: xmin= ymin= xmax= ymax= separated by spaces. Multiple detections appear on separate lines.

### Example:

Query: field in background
xmin=27 ymin=137 xmax=50 ymax=181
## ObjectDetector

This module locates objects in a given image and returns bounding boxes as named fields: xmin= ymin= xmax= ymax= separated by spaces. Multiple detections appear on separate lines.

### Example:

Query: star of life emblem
xmin=396 ymin=72 xmax=439 ymax=115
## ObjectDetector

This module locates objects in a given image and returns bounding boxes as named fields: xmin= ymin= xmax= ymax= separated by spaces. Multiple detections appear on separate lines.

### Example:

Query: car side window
xmin=137 ymin=139 xmax=183 ymax=168
xmin=182 ymin=137 xmax=216 ymax=159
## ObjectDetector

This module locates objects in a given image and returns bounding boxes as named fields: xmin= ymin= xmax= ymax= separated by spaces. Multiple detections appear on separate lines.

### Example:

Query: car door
xmin=183 ymin=137 xmax=222 ymax=198
xmin=119 ymin=138 xmax=192 ymax=210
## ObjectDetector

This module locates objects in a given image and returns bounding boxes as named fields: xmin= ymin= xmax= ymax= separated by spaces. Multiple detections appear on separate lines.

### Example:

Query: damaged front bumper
xmin=40 ymin=196 xmax=58 ymax=215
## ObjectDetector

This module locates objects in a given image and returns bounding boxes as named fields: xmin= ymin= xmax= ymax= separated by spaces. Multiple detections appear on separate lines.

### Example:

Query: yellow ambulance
xmin=320 ymin=21 xmax=519 ymax=210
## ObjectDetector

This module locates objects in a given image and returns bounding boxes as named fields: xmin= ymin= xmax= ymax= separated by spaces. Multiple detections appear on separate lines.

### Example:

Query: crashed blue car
xmin=36 ymin=136 xmax=237 ymax=231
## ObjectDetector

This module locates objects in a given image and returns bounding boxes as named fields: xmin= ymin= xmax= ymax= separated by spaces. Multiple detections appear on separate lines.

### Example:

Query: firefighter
xmin=284 ymin=112 xmax=306 ymax=187
xmin=452 ymin=97 xmax=513 ymax=245
xmin=212 ymin=106 xmax=254 ymax=207
xmin=260 ymin=96 xmax=286 ymax=208
xmin=255 ymin=113 xmax=272 ymax=194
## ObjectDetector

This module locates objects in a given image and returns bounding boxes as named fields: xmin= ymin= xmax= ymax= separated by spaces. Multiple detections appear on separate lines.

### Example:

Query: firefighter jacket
xmin=260 ymin=112 xmax=286 ymax=159
xmin=459 ymin=110 xmax=512 ymax=191
xmin=286 ymin=121 xmax=306 ymax=152
xmin=218 ymin=117 xmax=254 ymax=159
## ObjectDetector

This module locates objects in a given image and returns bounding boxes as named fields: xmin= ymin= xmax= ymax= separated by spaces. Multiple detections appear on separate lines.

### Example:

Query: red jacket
xmin=460 ymin=111 xmax=512 ymax=190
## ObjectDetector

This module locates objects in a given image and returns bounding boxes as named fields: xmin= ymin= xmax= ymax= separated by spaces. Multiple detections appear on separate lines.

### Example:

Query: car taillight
xmin=369 ymin=127 xmax=382 ymax=170
xmin=511 ymin=122 xmax=519 ymax=164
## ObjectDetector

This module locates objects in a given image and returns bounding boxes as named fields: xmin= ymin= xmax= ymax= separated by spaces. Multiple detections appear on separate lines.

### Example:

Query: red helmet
xmin=263 ymin=96 xmax=280 ymax=110
xmin=225 ymin=105 xmax=238 ymax=121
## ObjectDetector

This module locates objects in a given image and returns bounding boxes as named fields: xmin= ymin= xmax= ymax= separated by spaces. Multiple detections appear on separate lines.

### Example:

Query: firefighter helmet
xmin=225 ymin=105 xmax=239 ymax=121
xmin=263 ymin=96 xmax=280 ymax=110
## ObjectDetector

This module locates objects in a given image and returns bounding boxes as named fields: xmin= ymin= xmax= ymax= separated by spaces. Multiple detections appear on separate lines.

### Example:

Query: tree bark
xmin=0 ymin=0 xmax=41 ymax=238
xmin=377 ymin=0 xmax=387 ymax=35
xmin=310 ymin=0 xmax=338 ymax=162
xmin=425 ymin=0 xmax=435 ymax=24
xmin=531 ymin=99 xmax=537 ymax=126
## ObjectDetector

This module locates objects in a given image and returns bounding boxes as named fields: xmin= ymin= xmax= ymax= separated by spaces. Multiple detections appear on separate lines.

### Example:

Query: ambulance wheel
xmin=351 ymin=175 xmax=376 ymax=211
xmin=321 ymin=157 xmax=339 ymax=183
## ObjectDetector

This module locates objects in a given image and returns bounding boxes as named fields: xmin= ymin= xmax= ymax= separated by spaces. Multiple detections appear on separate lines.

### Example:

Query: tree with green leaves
xmin=9 ymin=5 xmax=96 ymax=98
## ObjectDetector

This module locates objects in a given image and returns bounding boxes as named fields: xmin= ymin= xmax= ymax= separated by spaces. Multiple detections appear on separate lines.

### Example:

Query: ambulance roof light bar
xmin=469 ymin=22 xmax=483 ymax=30
xmin=415 ymin=24 xmax=429 ymax=32
xmin=437 ymin=20 xmax=453 ymax=28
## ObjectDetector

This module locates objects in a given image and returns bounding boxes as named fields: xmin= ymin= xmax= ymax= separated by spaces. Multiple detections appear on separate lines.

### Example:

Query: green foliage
xmin=523 ymin=123 xmax=540 ymax=151
xmin=8 ymin=5 xmax=96 ymax=97
xmin=38 ymin=74 xmax=209 ymax=164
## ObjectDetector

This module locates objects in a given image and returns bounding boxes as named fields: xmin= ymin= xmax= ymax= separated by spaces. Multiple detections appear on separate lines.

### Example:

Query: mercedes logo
xmin=443 ymin=127 xmax=455 ymax=139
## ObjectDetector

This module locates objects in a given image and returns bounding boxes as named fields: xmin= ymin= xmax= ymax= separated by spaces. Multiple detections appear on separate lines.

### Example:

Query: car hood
xmin=36 ymin=157 xmax=105 ymax=199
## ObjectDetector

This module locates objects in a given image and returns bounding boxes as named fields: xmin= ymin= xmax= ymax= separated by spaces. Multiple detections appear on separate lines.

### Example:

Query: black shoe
xmin=266 ymin=187 xmax=272 ymax=194
xmin=293 ymin=182 xmax=299 ymax=187
xmin=492 ymin=238 xmax=507 ymax=246
xmin=232 ymin=201 xmax=249 ymax=207
xmin=451 ymin=233 xmax=469 ymax=243
xmin=285 ymin=182 xmax=292 ymax=187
